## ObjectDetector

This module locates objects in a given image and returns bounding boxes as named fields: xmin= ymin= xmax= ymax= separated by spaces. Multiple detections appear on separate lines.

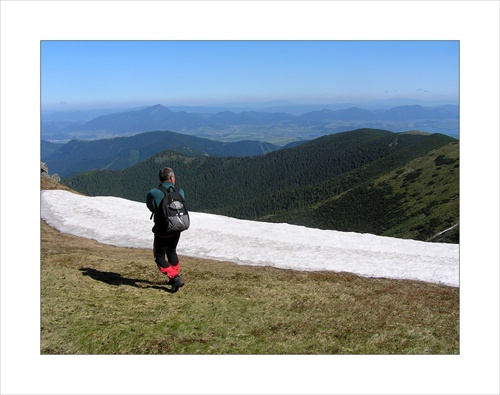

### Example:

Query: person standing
xmin=146 ymin=167 xmax=186 ymax=292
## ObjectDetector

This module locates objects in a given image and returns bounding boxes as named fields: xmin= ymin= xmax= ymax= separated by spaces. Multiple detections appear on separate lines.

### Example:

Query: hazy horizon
xmin=41 ymin=40 xmax=459 ymax=113
xmin=41 ymin=96 xmax=459 ymax=115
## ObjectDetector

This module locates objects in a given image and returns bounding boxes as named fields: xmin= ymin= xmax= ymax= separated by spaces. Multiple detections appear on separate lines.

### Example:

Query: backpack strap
xmin=158 ymin=184 xmax=175 ymax=195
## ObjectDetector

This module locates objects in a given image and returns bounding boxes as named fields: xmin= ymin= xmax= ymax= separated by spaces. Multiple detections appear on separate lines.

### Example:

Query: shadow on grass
xmin=79 ymin=267 xmax=178 ymax=293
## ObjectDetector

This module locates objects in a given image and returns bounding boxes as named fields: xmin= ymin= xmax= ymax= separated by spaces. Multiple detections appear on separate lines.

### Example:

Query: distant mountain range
xmin=41 ymin=103 xmax=459 ymax=143
xmin=63 ymin=128 xmax=459 ymax=243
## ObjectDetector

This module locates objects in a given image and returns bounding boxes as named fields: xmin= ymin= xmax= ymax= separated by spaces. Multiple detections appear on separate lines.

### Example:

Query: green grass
xmin=376 ymin=141 xmax=459 ymax=241
xmin=41 ymin=219 xmax=459 ymax=355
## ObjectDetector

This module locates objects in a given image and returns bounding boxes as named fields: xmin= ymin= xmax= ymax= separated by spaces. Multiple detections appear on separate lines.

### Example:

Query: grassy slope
xmin=374 ymin=140 xmax=459 ymax=241
xmin=41 ymin=179 xmax=459 ymax=355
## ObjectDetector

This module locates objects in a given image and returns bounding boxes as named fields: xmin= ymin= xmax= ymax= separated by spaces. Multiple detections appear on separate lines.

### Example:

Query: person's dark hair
xmin=159 ymin=167 xmax=174 ymax=182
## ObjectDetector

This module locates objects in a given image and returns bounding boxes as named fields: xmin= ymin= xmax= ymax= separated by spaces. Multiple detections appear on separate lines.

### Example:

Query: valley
xmin=41 ymin=103 xmax=459 ymax=143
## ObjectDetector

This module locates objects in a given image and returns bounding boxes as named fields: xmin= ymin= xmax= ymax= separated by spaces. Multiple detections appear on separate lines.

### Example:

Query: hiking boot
xmin=171 ymin=275 xmax=184 ymax=292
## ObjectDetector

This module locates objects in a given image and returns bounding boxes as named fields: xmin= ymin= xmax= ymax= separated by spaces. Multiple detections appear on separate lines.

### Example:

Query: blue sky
xmin=41 ymin=40 xmax=459 ymax=111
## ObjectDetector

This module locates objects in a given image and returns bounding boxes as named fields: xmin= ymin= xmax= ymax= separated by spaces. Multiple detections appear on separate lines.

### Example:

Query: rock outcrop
xmin=41 ymin=162 xmax=61 ymax=183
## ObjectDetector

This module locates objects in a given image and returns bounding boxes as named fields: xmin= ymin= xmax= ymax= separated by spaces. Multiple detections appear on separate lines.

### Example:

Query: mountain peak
xmin=147 ymin=104 xmax=171 ymax=113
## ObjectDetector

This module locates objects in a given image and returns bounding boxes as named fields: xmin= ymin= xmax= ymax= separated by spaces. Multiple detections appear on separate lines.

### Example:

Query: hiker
xmin=146 ymin=167 xmax=187 ymax=292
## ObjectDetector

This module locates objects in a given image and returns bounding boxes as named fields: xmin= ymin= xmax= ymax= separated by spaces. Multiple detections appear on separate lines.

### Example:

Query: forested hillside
xmin=42 ymin=130 xmax=283 ymax=179
xmin=266 ymin=136 xmax=459 ymax=242
xmin=64 ymin=129 xmax=459 ymax=242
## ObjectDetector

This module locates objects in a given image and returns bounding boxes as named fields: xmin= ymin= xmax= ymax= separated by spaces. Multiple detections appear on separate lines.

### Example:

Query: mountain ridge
xmin=42 ymin=130 xmax=288 ymax=179
xmin=41 ymin=103 xmax=459 ymax=143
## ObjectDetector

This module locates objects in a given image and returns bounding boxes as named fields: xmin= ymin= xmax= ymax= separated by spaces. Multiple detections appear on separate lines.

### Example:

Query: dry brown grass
xmin=41 ymin=180 xmax=459 ymax=354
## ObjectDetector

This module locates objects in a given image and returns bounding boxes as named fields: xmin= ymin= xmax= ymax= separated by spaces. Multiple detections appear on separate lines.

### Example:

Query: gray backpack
xmin=153 ymin=185 xmax=190 ymax=233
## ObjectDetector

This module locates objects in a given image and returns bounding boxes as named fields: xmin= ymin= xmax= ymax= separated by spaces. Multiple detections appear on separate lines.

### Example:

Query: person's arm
xmin=146 ymin=188 xmax=163 ymax=213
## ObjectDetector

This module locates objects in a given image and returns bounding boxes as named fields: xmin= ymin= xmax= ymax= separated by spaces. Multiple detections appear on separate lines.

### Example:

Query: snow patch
xmin=41 ymin=190 xmax=459 ymax=287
